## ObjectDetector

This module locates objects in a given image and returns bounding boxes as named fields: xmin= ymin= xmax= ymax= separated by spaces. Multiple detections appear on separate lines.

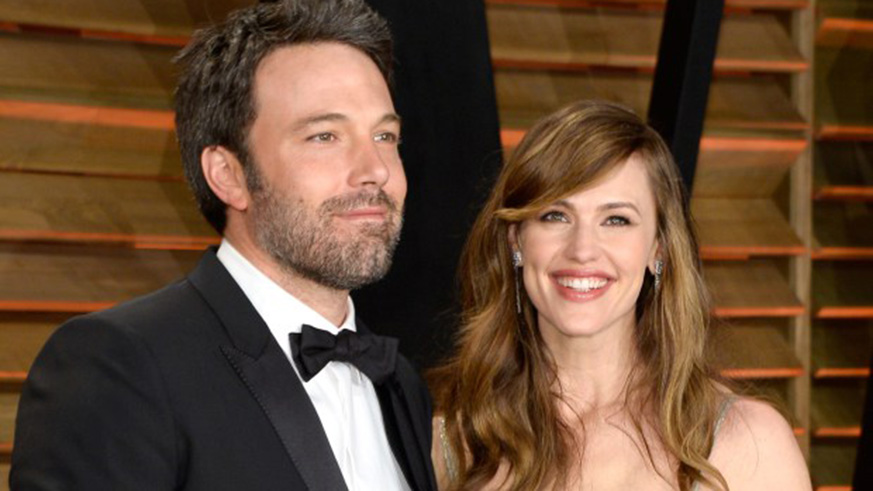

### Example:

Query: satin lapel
xmin=375 ymin=379 xmax=429 ymax=491
xmin=356 ymin=320 xmax=433 ymax=491
xmin=189 ymin=249 xmax=347 ymax=491
xmin=221 ymin=343 xmax=347 ymax=491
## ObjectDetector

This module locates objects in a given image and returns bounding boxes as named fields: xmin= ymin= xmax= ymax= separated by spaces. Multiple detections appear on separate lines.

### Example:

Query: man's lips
xmin=335 ymin=207 xmax=389 ymax=220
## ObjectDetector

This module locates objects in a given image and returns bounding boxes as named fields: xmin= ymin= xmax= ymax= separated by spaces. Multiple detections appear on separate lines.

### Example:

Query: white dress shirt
xmin=217 ymin=240 xmax=410 ymax=491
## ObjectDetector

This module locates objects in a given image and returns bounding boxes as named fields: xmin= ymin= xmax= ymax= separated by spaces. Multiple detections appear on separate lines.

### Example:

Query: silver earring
xmin=654 ymin=260 xmax=664 ymax=289
xmin=512 ymin=251 xmax=523 ymax=314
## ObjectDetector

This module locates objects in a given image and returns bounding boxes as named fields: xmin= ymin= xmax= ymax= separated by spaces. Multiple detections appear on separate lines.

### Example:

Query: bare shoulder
xmin=706 ymin=398 xmax=812 ymax=490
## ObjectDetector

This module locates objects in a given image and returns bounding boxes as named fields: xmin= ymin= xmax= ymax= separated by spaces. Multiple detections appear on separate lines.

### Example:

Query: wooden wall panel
xmin=0 ymin=117 xmax=179 ymax=178
xmin=0 ymin=0 xmax=250 ymax=38
xmin=0 ymin=174 xmax=215 ymax=247
xmin=0 ymin=32 xmax=174 ymax=109
xmin=0 ymin=244 xmax=201 ymax=311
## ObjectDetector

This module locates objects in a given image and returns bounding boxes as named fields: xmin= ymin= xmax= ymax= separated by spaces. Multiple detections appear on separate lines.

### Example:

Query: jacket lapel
xmin=358 ymin=322 xmax=434 ymax=491
xmin=189 ymin=249 xmax=348 ymax=491
xmin=374 ymin=379 xmax=431 ymax=491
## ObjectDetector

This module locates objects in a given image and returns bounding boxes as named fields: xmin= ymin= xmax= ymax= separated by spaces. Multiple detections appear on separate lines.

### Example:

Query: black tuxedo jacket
xmin=11 ymin=249 xmax=437 ymax=491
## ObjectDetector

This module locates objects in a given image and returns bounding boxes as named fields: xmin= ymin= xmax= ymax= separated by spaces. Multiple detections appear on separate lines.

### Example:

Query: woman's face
xmin=512 ymin=154 xmax=659 ymax=345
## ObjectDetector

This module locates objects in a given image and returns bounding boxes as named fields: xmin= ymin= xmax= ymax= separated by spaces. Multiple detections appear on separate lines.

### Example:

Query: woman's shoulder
xmin=706 ymin=396 xmax=812 ymax=490
xmin=430 ymin=414 xmax=513 ymax=491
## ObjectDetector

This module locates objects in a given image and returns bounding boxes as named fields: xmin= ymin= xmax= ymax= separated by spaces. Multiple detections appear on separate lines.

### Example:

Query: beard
xmin=250 ymin=180 xmax=403 ymax=291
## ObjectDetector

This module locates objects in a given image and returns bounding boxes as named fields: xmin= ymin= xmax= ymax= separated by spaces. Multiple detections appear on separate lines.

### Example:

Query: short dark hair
xmin=174 ymin=0 xmax=393 ymax=233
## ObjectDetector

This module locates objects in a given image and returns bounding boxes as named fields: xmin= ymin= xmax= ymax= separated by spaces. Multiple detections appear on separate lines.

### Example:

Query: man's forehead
xmin=255 ymin=42 xmax=384 ymax=85
xmin=251 ymin=43 xmax=390 ymax=107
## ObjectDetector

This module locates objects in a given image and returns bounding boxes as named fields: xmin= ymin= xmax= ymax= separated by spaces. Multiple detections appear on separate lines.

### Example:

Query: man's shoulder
xmin=92 ymin=277 xmax=205 ymax=328
xmin=56 ymin=275 xmax=216 ymax=349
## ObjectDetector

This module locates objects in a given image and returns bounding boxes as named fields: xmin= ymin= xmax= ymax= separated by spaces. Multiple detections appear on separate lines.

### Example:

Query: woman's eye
xmin=540 ymin=211 xmax=569 ymax=223
xmin=604 ymin=215 xmax=630 ymax=226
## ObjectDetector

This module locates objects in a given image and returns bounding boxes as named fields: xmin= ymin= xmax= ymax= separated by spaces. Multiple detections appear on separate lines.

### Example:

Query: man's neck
xmin=222 ymin=234 xmax=350 ymax=327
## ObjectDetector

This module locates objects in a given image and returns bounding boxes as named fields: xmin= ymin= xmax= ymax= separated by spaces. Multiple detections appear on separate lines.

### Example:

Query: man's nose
xmin=349 ymin=138 xmax=391 ymax=189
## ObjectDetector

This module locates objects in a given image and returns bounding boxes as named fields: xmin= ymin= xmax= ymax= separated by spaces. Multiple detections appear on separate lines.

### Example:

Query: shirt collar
xmin=216 ymin=239 xmax=356 ymax=336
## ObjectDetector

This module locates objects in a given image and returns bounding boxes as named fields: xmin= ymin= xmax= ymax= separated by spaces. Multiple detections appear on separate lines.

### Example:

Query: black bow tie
xmin=289 ymin=324 xmax=398 ymax=384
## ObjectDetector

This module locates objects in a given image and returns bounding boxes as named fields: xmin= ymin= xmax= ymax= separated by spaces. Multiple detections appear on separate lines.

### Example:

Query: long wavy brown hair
xmin=430 ymin=100 xmax=729 ymax=490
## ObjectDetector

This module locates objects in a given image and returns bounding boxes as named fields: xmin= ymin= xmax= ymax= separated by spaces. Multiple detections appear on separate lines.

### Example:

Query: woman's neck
xmin=544 ymin=319 xmax=639 ymax=413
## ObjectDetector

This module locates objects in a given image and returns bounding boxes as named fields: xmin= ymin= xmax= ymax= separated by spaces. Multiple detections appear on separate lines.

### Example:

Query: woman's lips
xmin=551 ymin=272 xmax=613 ymax=301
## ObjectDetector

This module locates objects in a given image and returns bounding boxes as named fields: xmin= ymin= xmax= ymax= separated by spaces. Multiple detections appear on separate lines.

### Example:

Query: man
xmin=11 ymin=1 xmax=436 ymax=489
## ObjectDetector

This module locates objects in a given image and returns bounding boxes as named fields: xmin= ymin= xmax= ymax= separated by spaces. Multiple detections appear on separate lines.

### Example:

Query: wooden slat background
xmin=0 ymin=0 xmax=870 ymax=489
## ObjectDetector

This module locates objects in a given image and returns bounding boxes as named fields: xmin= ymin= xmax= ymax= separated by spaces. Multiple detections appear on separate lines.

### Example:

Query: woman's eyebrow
xmin=598 ymin=201 xmax=640 ymax=214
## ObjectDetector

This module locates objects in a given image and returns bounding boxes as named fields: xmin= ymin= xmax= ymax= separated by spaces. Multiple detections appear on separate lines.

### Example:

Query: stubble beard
xmin=251 ymin=182 xmax=403 ymax=291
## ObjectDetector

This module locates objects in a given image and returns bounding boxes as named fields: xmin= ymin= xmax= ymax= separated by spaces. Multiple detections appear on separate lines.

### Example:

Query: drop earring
xmin=512 ymin=251 xmax=523 ymax=314
xmin=653 ymin=260 xmax=664 ymax=289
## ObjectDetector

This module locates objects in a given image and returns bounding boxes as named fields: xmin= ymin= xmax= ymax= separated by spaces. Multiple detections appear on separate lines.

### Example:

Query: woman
xmin=429 ymin=101 xmax=810 ymax=490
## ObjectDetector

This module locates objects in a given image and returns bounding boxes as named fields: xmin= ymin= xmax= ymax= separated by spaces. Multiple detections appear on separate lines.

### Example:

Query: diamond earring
xmin=654 ymin=260 xmax=664 ymax=289
xmin=512 ymin=251 xmax=523 ymax=313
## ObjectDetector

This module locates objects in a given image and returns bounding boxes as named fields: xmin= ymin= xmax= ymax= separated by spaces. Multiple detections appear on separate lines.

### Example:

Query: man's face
xmin=245 ymin=42 xmax=406 ymax=291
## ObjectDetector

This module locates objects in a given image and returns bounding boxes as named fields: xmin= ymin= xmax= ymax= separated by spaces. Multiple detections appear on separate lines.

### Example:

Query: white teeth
xmin=557 ymin=276 xmax=608 ymax=292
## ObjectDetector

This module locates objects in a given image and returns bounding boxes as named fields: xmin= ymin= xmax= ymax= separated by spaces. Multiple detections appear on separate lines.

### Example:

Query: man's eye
xmin=308 ymin=133 xmax=336 ymax=142
xmin=604 ymin=215 xmax=630 ymax=226
xmin=374 ymin=132 xmax=399 ymax=143
xmin=539 ymin=211 xmax=569 ymax=223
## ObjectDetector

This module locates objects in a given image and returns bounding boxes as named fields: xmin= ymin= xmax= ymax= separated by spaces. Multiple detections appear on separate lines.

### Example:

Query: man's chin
xmin=316 ymin=255 xmax=394 ymax=291
xmin=333 ymin=215 xmax=398 ymax=233
xmin=332 ymin=222 xmax=400 ymax=247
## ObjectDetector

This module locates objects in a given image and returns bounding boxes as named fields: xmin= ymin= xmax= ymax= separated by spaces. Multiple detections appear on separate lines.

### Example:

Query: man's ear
xmin=201 ymin=146 xmax=250 ymax=212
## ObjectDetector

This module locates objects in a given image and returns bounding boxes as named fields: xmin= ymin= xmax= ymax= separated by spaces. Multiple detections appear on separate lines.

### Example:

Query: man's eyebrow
xmin=290 ymin=112 xmax=401 ymax=131
xmin=379 ymin=113 xmax=402 ymax=126
xmin=291 ymin=112 xmax=348 ymax=131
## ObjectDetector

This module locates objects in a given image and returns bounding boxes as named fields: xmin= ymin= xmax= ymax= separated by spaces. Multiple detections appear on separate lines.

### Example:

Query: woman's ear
xmin=201 ymin=146 xmax=250 ymax=212
xmin=647 ymin=241 xmax=662 ymax=274
xmin=508 ymin=223 xmax=520 ymax=254
xmin=508 ymin=223 xmax=525 ymax=268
